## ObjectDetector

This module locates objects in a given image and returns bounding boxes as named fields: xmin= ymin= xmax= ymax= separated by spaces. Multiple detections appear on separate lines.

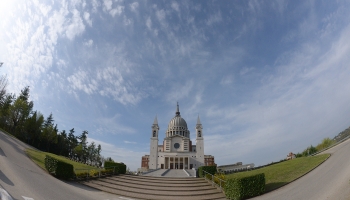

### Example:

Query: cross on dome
xmin=175 ymin=102 xmax=180 ymax=116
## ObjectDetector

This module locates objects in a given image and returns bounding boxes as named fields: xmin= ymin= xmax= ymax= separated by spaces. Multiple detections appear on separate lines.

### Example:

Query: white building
xmin=141 ymin=103 xmax=215 ymax=170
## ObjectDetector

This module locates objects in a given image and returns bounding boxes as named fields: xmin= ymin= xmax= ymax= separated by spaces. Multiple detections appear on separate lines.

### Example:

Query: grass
xmin=225 ymin=154 xmax=330 ymax=192
xmin=26 ymin=148 xmax=99 ymax=173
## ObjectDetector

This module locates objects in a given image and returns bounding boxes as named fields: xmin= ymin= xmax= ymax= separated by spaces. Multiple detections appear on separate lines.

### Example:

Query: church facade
xmin=141 ymin=104 xmax=216 ymax=170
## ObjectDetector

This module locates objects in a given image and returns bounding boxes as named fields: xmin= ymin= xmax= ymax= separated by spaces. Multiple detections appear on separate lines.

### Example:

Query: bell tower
xmin=149 ymin=116 xmax=159 ymax=169
xmin=196 ymin=115 xmax=204 ymax=167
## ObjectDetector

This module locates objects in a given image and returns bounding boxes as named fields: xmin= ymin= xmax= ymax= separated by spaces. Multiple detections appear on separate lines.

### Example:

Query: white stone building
xmin=141 ymin=103 xmax=215 ymax=170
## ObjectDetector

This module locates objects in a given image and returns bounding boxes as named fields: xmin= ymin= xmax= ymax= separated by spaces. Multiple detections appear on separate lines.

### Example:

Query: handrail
xmin=183 ymin=169 xmax=190 ymax=176
xmin=202 ymin=170 xmax=225 ymax=191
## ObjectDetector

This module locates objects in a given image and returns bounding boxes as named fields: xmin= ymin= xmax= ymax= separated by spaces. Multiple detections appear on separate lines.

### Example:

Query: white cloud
xmin=38 ymin=3 xmax=52 ymax=16
xmin=156 ymin=9 xmax=166 ymax=22
xmin=83 ymin=11 xmax=92 ymax=26
xmin=166 ymin=80 xmax=194 ymax=103
xmin=205 ymin=23 xmax=350 ymax=166
xmin=123 ymin=16 xmax=133 ymax=26
xmin=206 ymin=11 xmax=222 ymax=26
xmin=91 ymin=0 xmax=101 ymax=12
xmin=83 ymin=39 xmax=93 ymax=46
xmin=240 ymin=67 xmax=255 ymax=76
xmin=65 ymin=9 xmax=85 ymax=40
xmin=146 ymin=16 xmax=152 ymax=30
xmin=220 ymin=75 xmax=234 ymax=86
xmin=110 ymin=5 xmax=124 ymax=17
xmin=67 ymin=69 xmax=98 ymax=95
xmin=124 ymin=141 xmax=137 ymax=144
xmin=87 ymin=137 xmax=147 ymax=171
xmin=171 ymin=2 xmax=180 ymax=12
xmin=129 ymin=2 xmax=139 ymax=13
xmin=95 ymin=114 xmax=136 ymax=135
xmin=103 ymin=0 xmax=112 ymax=11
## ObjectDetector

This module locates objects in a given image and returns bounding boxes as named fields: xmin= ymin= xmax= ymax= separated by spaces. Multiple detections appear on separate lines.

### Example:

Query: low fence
xmin=202 ymin=170 xmax=225 ymax=191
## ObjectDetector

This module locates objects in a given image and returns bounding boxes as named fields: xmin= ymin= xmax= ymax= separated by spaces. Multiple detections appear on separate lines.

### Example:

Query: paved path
xmin=0 ymin=131 xmax=127 ymax=200
xmin=253 ymin=138 xmax=350 ymax=200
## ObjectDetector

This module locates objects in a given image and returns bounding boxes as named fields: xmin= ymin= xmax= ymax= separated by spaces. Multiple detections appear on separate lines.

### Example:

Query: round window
xmin=174 ymin=143 xmax=180 ymax=149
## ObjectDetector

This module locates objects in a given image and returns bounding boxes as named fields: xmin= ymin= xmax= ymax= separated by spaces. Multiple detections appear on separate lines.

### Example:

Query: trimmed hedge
xmin=224 ymin=173 xmax=265 ymax=200
xmin=45 ymin=155 xmax=58 ymax=173
xmin=104 ymin=161 xmax=126 ymax=174
xmin=44 ymin=155 xmax=74 ymax=179
xmin=56 ymin=161 xmax=74 ymax=179
xmin=198 ymin=166 xmax=217 ymax=178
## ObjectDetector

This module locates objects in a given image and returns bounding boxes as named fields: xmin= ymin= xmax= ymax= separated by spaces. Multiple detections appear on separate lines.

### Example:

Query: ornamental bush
xmin=45 ymin=155 xmax=58 ymax=173
xmin=104 ymin=161 xmax=126 ymax=174
xmin=198 ymin=166 xmax=217 ymax=178
xmin=56 ymin=161 xmax=74 ymax=179
xmin=224 ymin=173 xmax=265 ymax=200
xmin=44 ymin=155 xmax=74 ymax=179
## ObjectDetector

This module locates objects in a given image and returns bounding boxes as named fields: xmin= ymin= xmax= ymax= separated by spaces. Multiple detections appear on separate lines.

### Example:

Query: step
xmin=82 ymin=181 xmax=227 ymax=200
xmin=84 ymin=179 xmax=221 ymax=196
xmin=112 ymin=175 xmax=205 ymax=183
xmin=104 ymin=177 xmax=210 ymax=188
xmin=96 ymin=178 xmax=215 ymax=191
xmin=123 ymin=174 xmax=197 ymax=180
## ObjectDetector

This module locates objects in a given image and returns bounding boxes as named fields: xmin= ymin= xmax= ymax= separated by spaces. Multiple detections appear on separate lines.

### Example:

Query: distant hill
xmin=333 ymin=127 xmax=350 ymax=142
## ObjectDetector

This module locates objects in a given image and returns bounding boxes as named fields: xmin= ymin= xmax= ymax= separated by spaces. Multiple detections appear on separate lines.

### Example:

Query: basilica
xmin=141 ymin=103 xmax=216 ymax=170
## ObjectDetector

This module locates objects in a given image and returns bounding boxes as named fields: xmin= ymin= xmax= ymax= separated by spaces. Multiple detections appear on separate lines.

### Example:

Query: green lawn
xmin=225 ymin=154 xmax=330 ymax=192
xmin=26 ymin=148 xmax=99 ymax=173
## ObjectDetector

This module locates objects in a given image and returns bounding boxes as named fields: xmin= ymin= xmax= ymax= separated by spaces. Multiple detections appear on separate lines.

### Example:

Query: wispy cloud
xmin=65 ymin=9 xmax=85 ymax=40
xmin=130 ymin=2 xmax=139 ymax=13
xmin=206 ymin=11 xmax=222 ymax=26
xmin=83 ymin=12 xmax=92 ymax=27
xmin=124 ymin=141 xmax=137 ymax=144
xmin=87 ymin=138 xmax=146 ymax=171
xmin=95 ymin=114 xmax=136 ymax=135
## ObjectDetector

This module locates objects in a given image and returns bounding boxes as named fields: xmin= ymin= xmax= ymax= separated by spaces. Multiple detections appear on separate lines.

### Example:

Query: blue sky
xmin=1 ymin=0 xmax=350 ymax=171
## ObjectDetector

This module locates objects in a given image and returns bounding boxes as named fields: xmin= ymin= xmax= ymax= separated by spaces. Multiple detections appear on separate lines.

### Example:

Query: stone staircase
xmin=80 ymin=174 xmax=226 ymax=200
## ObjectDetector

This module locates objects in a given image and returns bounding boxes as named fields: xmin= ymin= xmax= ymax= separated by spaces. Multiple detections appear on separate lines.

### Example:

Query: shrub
xmin=104 ymin=161 xmax=126 ymax=174
xmin=76 ymin=172 xmax=89 ymax=179
xmin=56 ymin=161 xmax=74 ymax=179
xmin=214 ymin=173 xmax=226 ymax=188
xmin=45 ymin=155 xmax=58 ymax=173
xmin=198 ymin=166 xmax=217 ymax=178
xmin=44 ymin=155 xmax=74 ymax=179
xmin=224 ymin=173 xmax=265 ymax=200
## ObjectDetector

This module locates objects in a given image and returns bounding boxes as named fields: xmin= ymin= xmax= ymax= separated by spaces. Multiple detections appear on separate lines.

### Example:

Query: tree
xmin=316 ymin=137 xmax=334 ymax=151
xmin=0 ymin=93 xmax=13 ymax=128
xmin=73 ymin=144 xmax=83 ymax=162
xmin=68 ymin=128 xmax=78 ymax=159
xmin=0 ymin=74 xmax=8 ymax=104
xmin=55 ymin=130 xmax=69 ymax=156
xmin=8 ymin=98 xmax=31 ymax=137
xmin=23 ymin=111 xmax=44 ymax=146
xmin=302 ymin=145 xmax=317 ymax=156
xmin=78 ymin=130 xmax=89 ymax=163
xmin=41 ymin=114 xmax=58 ymax=152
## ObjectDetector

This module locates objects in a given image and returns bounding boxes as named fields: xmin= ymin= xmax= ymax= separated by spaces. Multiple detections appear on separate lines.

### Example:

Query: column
xmin=187 ymin=157 xmax=190 ymax=169
xmin=178 ymin=157 xmax=180 ymax=169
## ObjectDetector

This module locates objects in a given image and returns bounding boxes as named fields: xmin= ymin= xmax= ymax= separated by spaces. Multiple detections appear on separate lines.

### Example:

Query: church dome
xmin=166 ymin=103 xmax=190 ymax=138
xmin=168 ymin=116 xmax=188 ymax=130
